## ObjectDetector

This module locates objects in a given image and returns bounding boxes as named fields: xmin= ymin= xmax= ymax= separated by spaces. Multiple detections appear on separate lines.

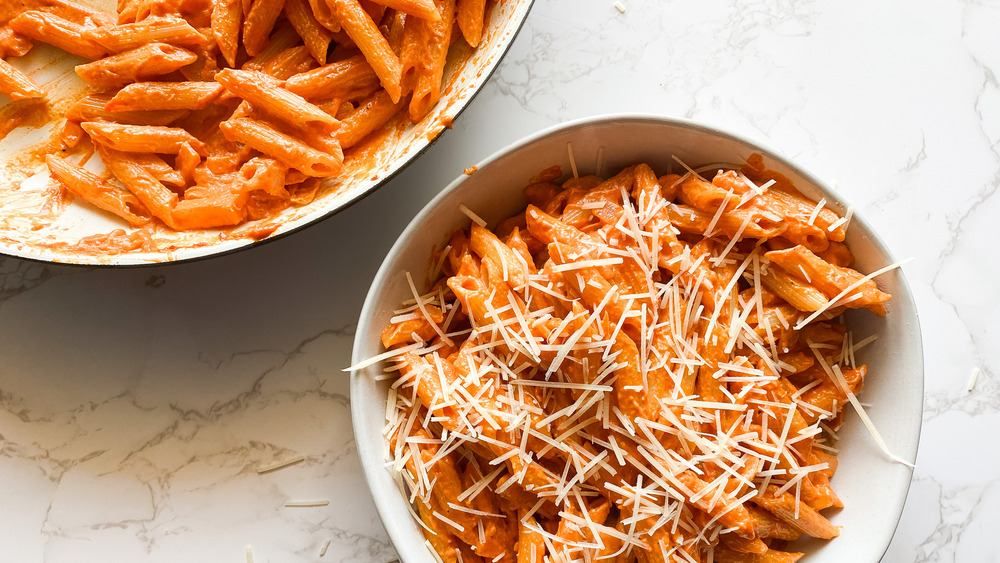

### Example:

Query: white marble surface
xmin=0 ymin=0 xmax=997 ymax=561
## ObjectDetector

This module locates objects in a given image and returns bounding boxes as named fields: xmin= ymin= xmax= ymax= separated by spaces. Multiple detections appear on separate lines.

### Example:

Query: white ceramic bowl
xmin=0 ymin=0 xmax=533 ymax=266
xmin=351 ymin=115 xmax=923 ymax=563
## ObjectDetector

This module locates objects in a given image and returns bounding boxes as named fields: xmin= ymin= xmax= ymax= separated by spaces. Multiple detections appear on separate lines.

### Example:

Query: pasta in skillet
xmin=0 ymin=0 xmax=495 ymax=234
xmin=376 ymin=154 xmax=892 ymax=563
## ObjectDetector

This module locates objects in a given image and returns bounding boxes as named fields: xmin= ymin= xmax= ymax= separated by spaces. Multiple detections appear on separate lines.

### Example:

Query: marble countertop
xmin=1 ymin=0 xmax=997 ymax=561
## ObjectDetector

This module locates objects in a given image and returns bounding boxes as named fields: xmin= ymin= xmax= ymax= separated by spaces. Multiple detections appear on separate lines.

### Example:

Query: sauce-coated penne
xmin=1 ymin=0 xmax=499 ymax=234
xmin=372 ymin=158 xmax=895 ymax=563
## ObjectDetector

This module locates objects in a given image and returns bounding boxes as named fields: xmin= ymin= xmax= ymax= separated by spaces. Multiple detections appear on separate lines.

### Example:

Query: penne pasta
xmin=760 ymin=266 xmax=829 ymax=313
xmin=241 ymin=21 xmax=299 ymax=69
xmin=172 ymin=182 xmax=249 ymax=229
xmin=175 ymin=142 xmax=201 ymax=185
xmin=306 ymin=0 xmax=340 ymax=32
xmin=215 ymin=68 xmax=338 ymax=126
xmin=516 ymin=511 xmax=546 ymax=563
xmin=666 ymin=202 xmax=785 ymax=240
xmin=336 ymin=89 xmax=405 ymax=148
xmin=752 ymin=487 xmax=840 ymax=540
xmin=210 ymin=0 xmax=242 ymax=67
xmin=368 ymin=0 xmax=440 ymax=21
xmin=679 ymin=174 xmax=742 ymax=212
xmin=0 ymin=28 xmax=34 ymax=59
xmin=0 ymin=57 xmax=45 ymax=100
xmin=82 ymin=121 xmax=208 ymax=155
xmin=75 ymin=43 xmax=199 ymax=88
xmin=242 ymin=0 xmax=284 ymax=56
xmin=9 ymin=11 xmax=108 ymax=60
xmin=83 ymin=16 xmax=208 ymax=53
xmin=219 ymin=116 xmax=342 ymax=176
xmin=283 ymin=0 xmax=333 ymax=64
xmin=400 ymin=0 xmax=453 ymax=122
xmin=66 ymin=93 xmax=189 ymax=125
xmin=116 ymin=0 xmax=143 ymax=24
xmin=385 ymin=8 xmax=407 ymax=53
xmin=97 ymin=146 xmax=180 ymax=228
xmin=329 ymin=0 xmax=402 ymax=103
xmin=258 ymin=45 xmax=317 ymax=79
xmin=46 ymin=154 xmax=151 ymax=227
xmin=766 ymin=246 xmax=890 ymax=315
xmin=456 ymin=0 xmax=485 ymax=47
xmin=104 ymin=81 xmax=224 ymax=111
xmin=238 ymin=100 xmax=342 ymax=156
xmin=284 ymin=53 xmax=380 ymax=101
xmin=29 ymin=0 xmax=110 ymax=26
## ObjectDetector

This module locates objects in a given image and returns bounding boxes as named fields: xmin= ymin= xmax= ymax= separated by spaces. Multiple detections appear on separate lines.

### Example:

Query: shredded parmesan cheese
xmin=284 ymin=499 xmax=331 ymax=507
xmin=368 ymin=158 xmax=900 ymax=562
xmin=567 ymin=142 xmax=579 ymax=179
xmin=810 ymin=344 xmax=912 ymax=467
xmin=344 ymin=342 xmax=424 ymax=372
xmin=459 ymin=203 xmax=487 ymax=227
xmin=967 ymin=366 xmax=981 ymax=392
xmin=807 ymin=198 xmax=827 ymax=226
xmin=795 ymin=258 xmax=911 ymax=330
xmin=256 ymin=455 xmax=304 ymax=474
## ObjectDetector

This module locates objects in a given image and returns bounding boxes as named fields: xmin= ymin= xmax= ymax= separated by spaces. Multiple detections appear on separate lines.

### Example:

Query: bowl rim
xmin=351 ymin=112 xmax=924 ymax=563
xmin=0 ymin=0 xmax=537 ymax=268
